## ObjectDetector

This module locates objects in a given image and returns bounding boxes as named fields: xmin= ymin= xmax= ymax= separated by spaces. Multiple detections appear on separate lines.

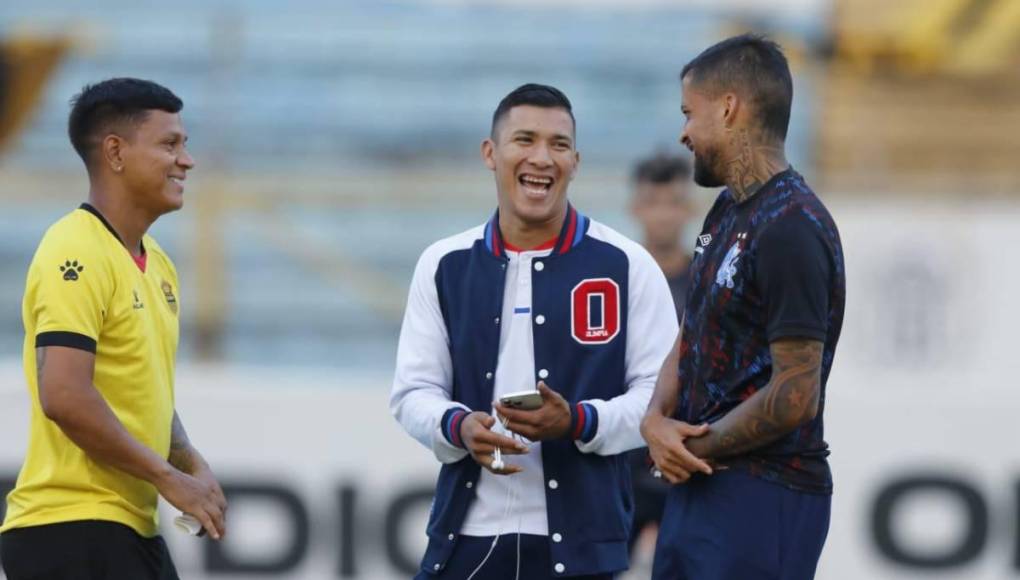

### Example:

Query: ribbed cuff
xmin=569 ymin=402 xmax=599 ymax=443
xmin=441 ymin=408 xmax=469 ymax=449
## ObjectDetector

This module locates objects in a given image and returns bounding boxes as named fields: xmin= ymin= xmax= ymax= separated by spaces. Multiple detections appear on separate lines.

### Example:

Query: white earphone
xmin=466 ymin=410 xmax=522 ymax=580
xmin=490 ymin=413 xmax=511 ymax=471
xmin=492 ymin=442 xmax=505 ymax=470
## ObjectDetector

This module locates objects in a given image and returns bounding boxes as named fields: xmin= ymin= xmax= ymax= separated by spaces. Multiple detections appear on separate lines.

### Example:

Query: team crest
xmin=161 ymin=280 xmax=178 ymax=314
xmin=715 ymin=242 xmax=742 ymax=289
xmin=571 ymin=278 xmax=620 ymax=345
xmin=60 ymin=260 xmax=84 ymax=281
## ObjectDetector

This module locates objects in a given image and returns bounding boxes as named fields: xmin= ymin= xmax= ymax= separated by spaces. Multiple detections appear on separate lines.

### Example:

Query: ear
xmin=481 ymin=138 xmax=496 ymax=171
xmin=102 ymin=133 xmax=126 ymax=173
xmin=568 ymin=150 xmax=580 ymax=181
xmin=721 ymin=92 xmax=740 ymax=129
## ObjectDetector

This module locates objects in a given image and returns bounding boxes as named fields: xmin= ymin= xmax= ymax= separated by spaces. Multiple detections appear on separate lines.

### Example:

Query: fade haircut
xmin=491 ymin=83 xmax=575 ymax=139
xmin=681 ymin=34 xmax=793 ymax=141
xmin=68 ymin=77 xmax=183 ymax=166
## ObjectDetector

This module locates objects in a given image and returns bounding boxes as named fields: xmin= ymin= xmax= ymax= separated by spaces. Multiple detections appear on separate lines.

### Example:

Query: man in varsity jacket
xmin=390 ymin=84 xmax=678 ymax=579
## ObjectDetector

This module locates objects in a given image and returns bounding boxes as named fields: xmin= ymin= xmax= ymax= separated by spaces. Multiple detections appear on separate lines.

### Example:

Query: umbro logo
xmin=695 ymin=234 xmax=713 ymax=255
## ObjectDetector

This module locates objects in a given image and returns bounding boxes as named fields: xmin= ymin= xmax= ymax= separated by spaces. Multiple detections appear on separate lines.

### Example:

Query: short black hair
xmin=491 ymin=83 xmax=575 ymax=138
xmin=68 ymin=77 xmax=183 ymax=165
xmin=632 ymin=153 xmax=691 ymax=185
xmin=680 ymin=34 xmax=793 ymax=141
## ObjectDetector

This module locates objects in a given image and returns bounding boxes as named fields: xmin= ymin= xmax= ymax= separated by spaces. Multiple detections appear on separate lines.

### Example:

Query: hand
xmin=190 ymin=464 xmax=227 ymax=532
xmin=156 ymin=467 xmax=228 ymax=539
xmin=460 ymin=411 xmax=528 ymax=475
xmin=640 ymin=414 xmax=713 ymax=485
xmin=493 ymin=381 xmax=572 ymax=441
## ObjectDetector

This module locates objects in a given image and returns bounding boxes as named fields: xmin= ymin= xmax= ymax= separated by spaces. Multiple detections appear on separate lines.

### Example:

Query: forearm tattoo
xmin=168 ymin=412 xmax=197 ymax=474
xmin=692 ymin=340 xmax=822 ymax=459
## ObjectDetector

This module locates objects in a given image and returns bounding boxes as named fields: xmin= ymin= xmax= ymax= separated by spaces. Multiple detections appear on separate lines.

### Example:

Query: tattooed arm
xmin=685 ymin=338 xmax=823 ymax=460
xmin=165 ymin=409 xmax=229 ymax=534
xmin=168 ymin=411 xmax=204 ymax=474
xmin=640 ymin=328 xmax=714 ymax=484
xmin=36 ymin=347 xmax=228 ymax=537
xmin=167 ymin=410 xmax=228 ymax=533
xmin=37 ymin=346 xmax=180 ymax=487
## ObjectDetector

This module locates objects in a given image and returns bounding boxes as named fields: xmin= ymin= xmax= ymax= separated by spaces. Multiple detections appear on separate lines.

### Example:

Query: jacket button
xmin=494 ymin=317 xmax=500 ymax=324
xmin=434 ymin=563 xmax=441 ymax=571
xmin=448 ymin=533 xmax=455 ymax=541
xmin=535 ymin=314 xmax=545 ymax=325
xmin=534 ymin=261 xmax=544 ymax=271
xmin=552 ymin=532 xmax=562 ymax=543
xmin=486 ymin=372 xmax=493 ymax=380
xmin=538 ymin=369 xmax=549 ymax=379
xmin=548 ymin=479 xmax=559 ymax=490
xmin=466 ymin=481 xmax=474 ymax=488
xmin=554 ymin=562 xmax=565 ymax=573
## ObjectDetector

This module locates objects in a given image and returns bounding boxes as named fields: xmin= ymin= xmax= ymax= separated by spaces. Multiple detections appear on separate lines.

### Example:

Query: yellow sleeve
xmin=29 ymin=230 xmax=114 ymax=353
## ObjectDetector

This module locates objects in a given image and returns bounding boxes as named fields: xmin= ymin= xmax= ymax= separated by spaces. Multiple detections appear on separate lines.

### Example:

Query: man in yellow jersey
xmin=0 ymin=78 xmax=226 ymax=580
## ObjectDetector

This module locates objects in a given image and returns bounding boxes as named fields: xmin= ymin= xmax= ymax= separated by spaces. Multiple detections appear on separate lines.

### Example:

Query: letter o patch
xmin=571 ymin=278 xmax=620 ymax=345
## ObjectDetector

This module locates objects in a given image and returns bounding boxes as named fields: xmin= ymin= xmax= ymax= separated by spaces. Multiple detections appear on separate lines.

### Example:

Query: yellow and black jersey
xmin=1 ymin=203 xmax=180 ymax=537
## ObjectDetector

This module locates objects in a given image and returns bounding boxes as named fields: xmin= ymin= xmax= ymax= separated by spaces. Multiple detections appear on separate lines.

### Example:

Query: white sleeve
xmin=389 ymin=248 xmax=470 ymax=464
xmin=575 ymin=246 xmax=679 ymax=456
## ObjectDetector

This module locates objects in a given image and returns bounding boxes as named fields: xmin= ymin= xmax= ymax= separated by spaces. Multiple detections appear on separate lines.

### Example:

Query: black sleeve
xmin=755 ymin=212 xmax=832 ymax=343
xmin=36 ymin=331 xmax=98 ymax=353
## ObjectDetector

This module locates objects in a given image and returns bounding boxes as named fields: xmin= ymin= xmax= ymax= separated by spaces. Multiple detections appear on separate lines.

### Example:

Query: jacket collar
xmin=484 ymin=203 xmax=588 ymax=258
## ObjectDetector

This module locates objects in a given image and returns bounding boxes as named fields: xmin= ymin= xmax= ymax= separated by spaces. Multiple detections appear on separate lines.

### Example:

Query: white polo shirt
xmin=460 ymin=246 xmax=552 ymax=536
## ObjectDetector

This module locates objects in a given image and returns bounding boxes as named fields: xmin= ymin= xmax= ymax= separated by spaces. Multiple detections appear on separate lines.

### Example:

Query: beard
xmin=692 ymin=146 xmax=726 ymax=188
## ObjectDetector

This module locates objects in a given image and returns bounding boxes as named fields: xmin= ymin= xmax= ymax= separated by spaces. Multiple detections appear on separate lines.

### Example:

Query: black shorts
xmin=0 ymin=520 xmax=179 ymax=580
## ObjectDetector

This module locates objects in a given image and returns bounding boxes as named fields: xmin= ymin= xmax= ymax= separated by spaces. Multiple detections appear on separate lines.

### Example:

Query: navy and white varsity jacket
xmin=390 ymin=205 xmax=678 ymax=577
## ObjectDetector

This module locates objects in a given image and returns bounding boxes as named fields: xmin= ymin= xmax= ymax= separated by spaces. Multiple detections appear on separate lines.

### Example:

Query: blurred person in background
xmin=0 ymin=78 xmax=227 ymax=580
xmin=0 ymin=51 xmax=6 ymax=117
xmin=641 ymin=34 xmax=846 ymax=580
xmin=391 ymin=83 xmax=678 ymax=579
xmin=625 ymin=152 xmax=694 ymax=562
xmin=629 ymin=152 xmax=695 ymax=321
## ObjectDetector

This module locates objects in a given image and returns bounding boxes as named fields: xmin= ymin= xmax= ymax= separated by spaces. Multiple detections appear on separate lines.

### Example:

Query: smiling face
xmin=482 ymin=104 xmax=579 ymax=236
xmin=117 ymin=110 xmax=194 ymax=216
xmin=679 ymin=75 xmax=730 ymax=188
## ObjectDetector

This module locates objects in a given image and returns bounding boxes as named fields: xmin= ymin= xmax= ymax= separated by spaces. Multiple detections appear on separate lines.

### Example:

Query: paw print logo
xmin=60 ymin=260 xmax=84 ymax=281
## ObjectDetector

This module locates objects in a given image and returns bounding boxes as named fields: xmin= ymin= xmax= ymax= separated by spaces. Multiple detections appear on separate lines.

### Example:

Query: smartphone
xmin=499 ymin=389 xmax=543 ymax=410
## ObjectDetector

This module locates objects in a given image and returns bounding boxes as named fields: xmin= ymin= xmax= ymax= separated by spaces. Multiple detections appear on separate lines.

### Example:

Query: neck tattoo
xmin=724 ymin=128 xmax=787 ymax=203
